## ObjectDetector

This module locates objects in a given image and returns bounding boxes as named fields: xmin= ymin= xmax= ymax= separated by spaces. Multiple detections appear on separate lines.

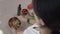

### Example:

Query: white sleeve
xmin=23 ymin=29 xmax=40 ymax=34
xmin=23 ymin=23 xmax=40 ymax=34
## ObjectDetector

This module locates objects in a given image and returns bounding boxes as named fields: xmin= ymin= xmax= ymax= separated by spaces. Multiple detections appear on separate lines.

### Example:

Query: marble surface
xmin=0 ymin=0 xmax=32 ymax=34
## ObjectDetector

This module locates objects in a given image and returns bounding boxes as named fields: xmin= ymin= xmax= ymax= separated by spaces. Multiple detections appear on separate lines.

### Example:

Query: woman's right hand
xmin=10 ymin=28 xmax=17 ymax=34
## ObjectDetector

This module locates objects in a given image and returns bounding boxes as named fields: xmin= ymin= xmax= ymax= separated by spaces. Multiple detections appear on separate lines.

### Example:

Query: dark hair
xmin=32 ymin=0 xmax=60 ymax=34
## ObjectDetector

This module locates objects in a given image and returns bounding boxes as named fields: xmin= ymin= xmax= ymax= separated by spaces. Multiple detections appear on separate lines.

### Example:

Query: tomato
xmin=22 ymin=9 xmax=28 ymax=15
xmin=28 ymin=3 xmax=32 ymax=10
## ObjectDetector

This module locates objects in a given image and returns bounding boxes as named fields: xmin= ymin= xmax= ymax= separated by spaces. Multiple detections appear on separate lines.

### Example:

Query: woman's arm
xmin=10 ymin=28 xmax=17 ymax=34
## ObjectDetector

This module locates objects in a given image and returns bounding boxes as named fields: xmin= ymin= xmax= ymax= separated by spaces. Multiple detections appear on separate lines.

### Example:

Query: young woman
xmin=11 ymin=0 xmax=60 ymax=34
xmin=32 ymin=0 xmax=60 ymax=34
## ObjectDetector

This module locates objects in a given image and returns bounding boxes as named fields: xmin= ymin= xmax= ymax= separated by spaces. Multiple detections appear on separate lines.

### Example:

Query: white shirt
xmin=23 ymin=23 xmax=40 ymax=34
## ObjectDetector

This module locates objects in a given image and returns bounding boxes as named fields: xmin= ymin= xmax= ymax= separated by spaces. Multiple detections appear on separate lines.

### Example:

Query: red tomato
xmin=22 ymin=9 xmax=28 ymax=15
xmin=28 ymin=3 xmax=32 ymax=10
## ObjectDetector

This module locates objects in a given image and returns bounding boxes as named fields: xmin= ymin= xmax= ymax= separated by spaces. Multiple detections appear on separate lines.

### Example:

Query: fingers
xmin=17 ymin=16 xmax=27 ymax=22
xmin=10 ymin=28 xmax=17 ymax=34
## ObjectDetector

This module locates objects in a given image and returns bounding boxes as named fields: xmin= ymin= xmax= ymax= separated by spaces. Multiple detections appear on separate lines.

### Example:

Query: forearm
xmin=10 ymin=28 xmax=17 ymax=34
xmin=12 ymin=31 xmax=17 ymax=34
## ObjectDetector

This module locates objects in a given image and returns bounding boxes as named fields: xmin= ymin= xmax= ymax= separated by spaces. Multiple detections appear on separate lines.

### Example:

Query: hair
xmin=32 ymin=0 xmax=60 ymax=34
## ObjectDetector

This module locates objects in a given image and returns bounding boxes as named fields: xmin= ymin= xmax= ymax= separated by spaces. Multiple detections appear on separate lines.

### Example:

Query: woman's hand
xmin=10 ymin=28 xmax=17 ymax=34
xmin=17 ymin=16 xmax=27 ymax=22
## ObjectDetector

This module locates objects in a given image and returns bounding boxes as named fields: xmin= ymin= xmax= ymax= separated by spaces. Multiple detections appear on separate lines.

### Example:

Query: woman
xmin=32 ymin=0 xmax=60 ymax=34
xmin=11 ymin=0 xmax=60 ymax=34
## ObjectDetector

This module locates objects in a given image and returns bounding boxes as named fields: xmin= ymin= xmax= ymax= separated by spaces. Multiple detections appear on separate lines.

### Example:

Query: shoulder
xmin=23 ymin=28 xmax=35 ymax=34
xmin=23 ymin=27 xmax=40 ymax=34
